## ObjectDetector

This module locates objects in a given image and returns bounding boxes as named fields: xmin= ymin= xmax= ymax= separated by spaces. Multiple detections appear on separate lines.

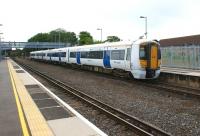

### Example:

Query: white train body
xmin=30 ymin=39 xmax=161 ymax=79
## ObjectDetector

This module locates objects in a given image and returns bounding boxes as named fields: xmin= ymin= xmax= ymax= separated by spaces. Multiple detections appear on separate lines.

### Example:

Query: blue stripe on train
xmin=103 ymin=50 xmax=111 ymax=68
xmin=76 ymin=52 xmax=81 ymax=64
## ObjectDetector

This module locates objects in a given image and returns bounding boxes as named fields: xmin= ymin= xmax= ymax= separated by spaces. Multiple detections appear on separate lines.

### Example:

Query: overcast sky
xmin=0 ymin=0 xmax=200 ymax=42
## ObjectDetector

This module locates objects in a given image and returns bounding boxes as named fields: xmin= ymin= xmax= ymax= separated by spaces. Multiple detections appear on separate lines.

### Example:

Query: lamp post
xmin=97 ymin=28 xmax=102 ymax=42
xmin=58 ymin=32 xmax=61 ymax=48
xmin=54 ymin=32 xmax=61 ymax=48
xmin=0 ymin=33 xmax=3 ymax=61
xmin=140 ymin=16 xmax=147 ymax=39
xmin=0 ymin=23 xmax=3 ymax=60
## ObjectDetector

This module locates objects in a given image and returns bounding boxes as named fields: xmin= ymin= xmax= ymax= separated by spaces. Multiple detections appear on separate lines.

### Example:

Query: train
xmin=30 ymin=39 xmax=161 ymax=79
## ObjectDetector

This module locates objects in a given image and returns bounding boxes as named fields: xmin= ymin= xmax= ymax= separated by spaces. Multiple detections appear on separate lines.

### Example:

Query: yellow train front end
xmin=139 ymin=40 xmax=161 ymax=78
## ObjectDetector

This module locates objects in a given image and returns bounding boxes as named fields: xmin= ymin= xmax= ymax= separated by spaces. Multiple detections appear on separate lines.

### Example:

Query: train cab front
xmin=138 ymin=40 xmax=161 ymax=79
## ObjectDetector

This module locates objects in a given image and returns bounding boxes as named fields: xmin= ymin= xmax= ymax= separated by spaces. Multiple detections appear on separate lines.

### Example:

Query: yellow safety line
xmin=7 ymin=60 xmax=30 ymax=136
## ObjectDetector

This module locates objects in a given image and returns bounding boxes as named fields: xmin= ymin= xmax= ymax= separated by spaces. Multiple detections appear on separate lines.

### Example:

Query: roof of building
xmin=159 ymin=34 xmax=200 ymax=46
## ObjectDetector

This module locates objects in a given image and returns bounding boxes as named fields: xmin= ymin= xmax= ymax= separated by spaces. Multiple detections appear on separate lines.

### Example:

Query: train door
xmin=103 ymin=47 xmax=111 ymax=68
xmin=66 ymin=49 xmax=69 ymax=63
xmin=59 ymin=52 xmax=61 ymax=62
xmin=50 ymin=53 xmax=52 ymax=61
xmin=76 ymin=52 xmax=81 ymax=64
xmin=125 ymin=48 xmax=131 ymax=70
xmin=150 ymin=45 xmax=158 ymax=69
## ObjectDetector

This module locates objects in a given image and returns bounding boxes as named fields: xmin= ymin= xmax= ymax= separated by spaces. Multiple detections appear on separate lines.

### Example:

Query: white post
xmin=97 ymin=28 xmax=103 ymax=42
xmin=140 ymin=16 xmax=147 ymax=39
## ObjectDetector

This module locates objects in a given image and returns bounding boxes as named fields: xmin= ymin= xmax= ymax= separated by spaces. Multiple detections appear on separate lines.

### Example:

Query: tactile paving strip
xmin=30 ymin=93 xmax=50 ymax=99
xmin=40 ymin=107 xmax=71 ymax=120
xmin=13 ymin=65 xmax=20 ymax=69
xmin=25 ymin=85 xmax=73 ymax=120
xmin=25 ymin=85 xmax=44 ymax=94
xmin=25 ymin=84 xmax=40 ymax=89
xmin=16 ymin=70 xmax=25 ymax=73
xmin=34 ymin=99 xmax=59 ymax=108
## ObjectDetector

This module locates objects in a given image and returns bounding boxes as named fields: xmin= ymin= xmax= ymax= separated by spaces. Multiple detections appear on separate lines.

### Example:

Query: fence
xmin=161 ymin=45 xmax=200 ymax=69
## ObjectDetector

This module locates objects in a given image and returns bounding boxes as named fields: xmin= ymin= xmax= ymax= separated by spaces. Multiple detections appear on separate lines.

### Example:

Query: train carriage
xmin=30 ymin=39 xmax=161 ymax=79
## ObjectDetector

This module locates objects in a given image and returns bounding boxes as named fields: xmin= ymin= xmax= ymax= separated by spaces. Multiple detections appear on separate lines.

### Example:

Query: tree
xmin=78 ymin=31 xmax=93 ymax=45
xmin=93 ymin=40 xmax=104 ymax=44
xmin=49 ymin=28 xmax=78 ymax=45
xmin=28 ymin=28 xmax=78 ymax=46
xmin=106 ymin=36 xmax=120 ymax=42
xmin=28 ymin=33 xmax=50 ymax=42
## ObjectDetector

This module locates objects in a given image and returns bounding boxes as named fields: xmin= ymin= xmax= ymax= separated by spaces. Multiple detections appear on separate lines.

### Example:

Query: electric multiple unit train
xmin=30 ymin=39 xmax=161 ymax=79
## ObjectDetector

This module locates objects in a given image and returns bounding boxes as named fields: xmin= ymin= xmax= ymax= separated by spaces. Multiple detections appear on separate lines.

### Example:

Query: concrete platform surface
xmin=0 ymin=59 xmax=22 ymax=135
xmin=161 ymin=66 xmax=200 ymax=76
xmin=48 ymin=117 xmax=101 ymax=136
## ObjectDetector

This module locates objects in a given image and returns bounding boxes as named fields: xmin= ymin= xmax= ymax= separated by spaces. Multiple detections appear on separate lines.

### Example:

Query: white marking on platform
xmin=17 ymin=73 xmax=38 ymax=85
xmin=48 ymin=117 xmax=101 ymax=136
xmin=39 ymin=106 xmax=61 ymax=110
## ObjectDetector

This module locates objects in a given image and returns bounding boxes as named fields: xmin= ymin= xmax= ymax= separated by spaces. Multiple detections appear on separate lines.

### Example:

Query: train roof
xmin=30 ymin=39 xmax=158 ymax=54
xmin=72 ymin=41 xmax=133 ymax=49
xmin=30 ymin=41 xmax=133 ymax=53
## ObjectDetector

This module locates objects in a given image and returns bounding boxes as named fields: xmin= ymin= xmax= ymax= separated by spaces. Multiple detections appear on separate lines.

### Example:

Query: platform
xmin=161 ymin=66 xmax=200 ymax=77
xmin=160 ymin=66 xmax=200 ymax=88
xmin=0 ymin=58 xmax=107 ymax=136
xmin=0 ymin=59 xmax=22 ymax=135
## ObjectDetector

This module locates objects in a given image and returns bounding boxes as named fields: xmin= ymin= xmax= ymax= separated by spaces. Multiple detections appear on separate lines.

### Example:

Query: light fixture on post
xmin=97 ymin=28 xmax=102 ymax=42
xmin=140 ymin=16 xmax=147 ymax=39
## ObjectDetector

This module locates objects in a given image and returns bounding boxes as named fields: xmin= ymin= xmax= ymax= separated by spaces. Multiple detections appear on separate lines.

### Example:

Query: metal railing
xmin=0 ymin=42 xmax=72 ymax=61
xmin=161 ymin=45 xmax=200 ymax=69
xmin=0 ymin=42 xmax=71 ymax=50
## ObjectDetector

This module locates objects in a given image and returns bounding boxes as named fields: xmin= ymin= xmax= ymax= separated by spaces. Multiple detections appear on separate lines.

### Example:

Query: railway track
xmin=21 ymin=58 xmax=200 ymax=99
xmin=135 ymin=80 xmax=200 ymax=99
xmin=15 ymin=59 xmax=171 ymax=136
xmin=80 ymin=68 xmax=200 ymax=99
xmin=62 ymin=62 xmax=200 ymax=99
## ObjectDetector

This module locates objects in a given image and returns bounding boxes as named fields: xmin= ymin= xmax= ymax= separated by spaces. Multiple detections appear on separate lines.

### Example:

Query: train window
xmin=139 ymin=45 xmax=146 ymax=59
xmin=111 ymin=50 xmax=125 ymax=60
xmin=126 ymin=48 xmax=131 ymax=61
xmin=89 ymin=52 xmax=95 ymax=58
xmin=70 ymin=52 xmax=76 ymax=58
xmin=81 ymin=52 xmax=89 ymax=58
xmin=56 ymin=53 xmax=59 ymax=57
xmin=81 ymin=51 xmax=103 ymax=59
xmin=60 ymin=52 xmax=66 ymax=57
xmin=158 ymin=47 xmax=161 ymax=59
xmin=89 ymin=51 xmax=103 ymax=59
xmin=51 ymin=53 xmax=58 ymax=57
xmin=98 ymin=51 xmax=104 ymax=59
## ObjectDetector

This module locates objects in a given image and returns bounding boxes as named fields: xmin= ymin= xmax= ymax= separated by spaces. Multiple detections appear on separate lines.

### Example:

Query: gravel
xmin=17 ymin=58 xmax=200 ymax=136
